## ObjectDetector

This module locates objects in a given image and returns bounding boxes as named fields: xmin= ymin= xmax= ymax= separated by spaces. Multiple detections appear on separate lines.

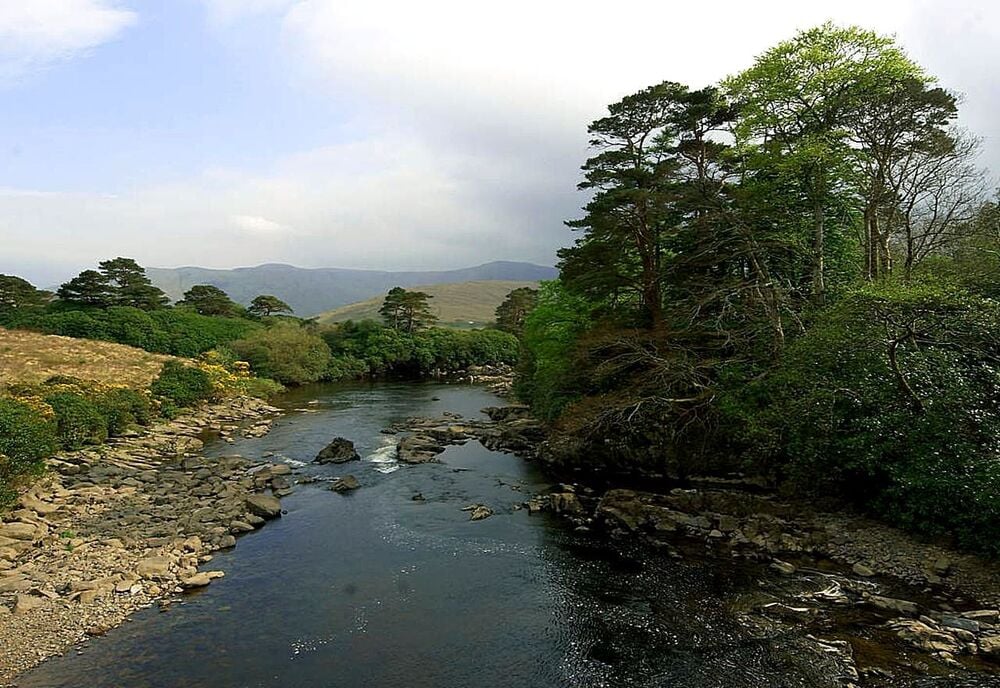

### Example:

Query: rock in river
xmin=314 ymin=438 xmax=361 ymax=464
xmin=330 ymin=475 xmax=360 ymax=493
xmin=245 ymin=494 xmax=282 ymax=519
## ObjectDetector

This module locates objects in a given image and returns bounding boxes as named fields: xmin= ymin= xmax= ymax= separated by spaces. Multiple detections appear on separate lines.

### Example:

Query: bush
xmin=44 ymin=391 xmax=109 ymax=449
xmin=151 ymin=360 xmax=214 ymax=408
xmin=229 ymin=324 xmax=332 ymax=385
xmin=3 ymin=305 xmax=261 ymax=357
xmin=326 ymin=354 xmax=369 ymax=382
xmin=722 ymin=281 xmax=1000 ymax=554
xmin=320 ymin=320 xmax=520 ymax=379
xmin=515 ymin=281 xmax=594 ymax=420
xmin=95 ymin=387 xmax=153 ymax=435
xmin=0 ymin=397 xmax=57 ymax=504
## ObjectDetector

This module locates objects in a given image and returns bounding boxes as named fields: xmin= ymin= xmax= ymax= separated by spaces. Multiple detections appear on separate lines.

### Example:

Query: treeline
xmin=516 ymin=24 xmax=1000 ymax=554
xmin=1 ymin=260 xmax=520 ymax=386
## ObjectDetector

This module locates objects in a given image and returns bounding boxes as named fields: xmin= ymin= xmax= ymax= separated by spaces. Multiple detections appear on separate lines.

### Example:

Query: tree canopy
xmin=379 ymin=287 xmax=438 ymax=333
xmin=178 ymin=285 xmax=243 ymax=317
xmin=248 ymin=294 xmax=293 ymax=317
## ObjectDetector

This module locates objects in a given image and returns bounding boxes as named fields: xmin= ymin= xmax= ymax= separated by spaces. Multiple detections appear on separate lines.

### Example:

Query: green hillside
xmin=315 ymin=281 xmax=539 ymax=328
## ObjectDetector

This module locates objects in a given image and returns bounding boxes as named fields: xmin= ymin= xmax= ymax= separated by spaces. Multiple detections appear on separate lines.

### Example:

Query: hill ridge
xmin=146 ymin=261 xmax=555 ymax=316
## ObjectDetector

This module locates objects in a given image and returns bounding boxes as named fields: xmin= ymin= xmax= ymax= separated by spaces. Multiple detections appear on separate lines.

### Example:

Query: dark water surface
xmin=18 ymin=382 xmax=939 ymax=688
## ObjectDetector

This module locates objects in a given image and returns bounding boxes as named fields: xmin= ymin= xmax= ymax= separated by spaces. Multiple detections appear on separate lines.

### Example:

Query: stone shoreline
xmin=0 ymin=396 xmax=290 ymax=685
xmin=388 ymin=403 xmax=1000 ymax=684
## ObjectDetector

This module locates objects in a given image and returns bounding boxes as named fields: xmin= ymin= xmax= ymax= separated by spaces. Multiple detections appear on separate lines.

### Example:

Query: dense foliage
xmin=517 ymin=23 xmax=1000 ymax=554
xmin=228 ymin=324 xmax=332 ymax=385
xmin=1 ymin=305 xmax=261 ymax=356
xmin=0 ymin=397 xmax=57 ymax=505
xmin=322 ymin=320 xmax=519 ymax=379
xmin=150 ymin=361 xmax=215 ymax=409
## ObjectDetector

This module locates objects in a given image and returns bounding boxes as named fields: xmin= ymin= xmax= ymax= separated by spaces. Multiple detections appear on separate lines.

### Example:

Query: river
xmin=16 ymin=382 xmax=987 ymax=687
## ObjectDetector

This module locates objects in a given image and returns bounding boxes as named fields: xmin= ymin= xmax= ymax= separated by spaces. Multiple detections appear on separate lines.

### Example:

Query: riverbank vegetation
xmin=516 ymin=24 xmax=1000 ymax=554
xmin=0 ymin=274 xmax=519 ymax=502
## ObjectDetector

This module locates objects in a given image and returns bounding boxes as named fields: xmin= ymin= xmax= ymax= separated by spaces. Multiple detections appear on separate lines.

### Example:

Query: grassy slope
xmin=315 ymin=280 xmax=539 ymax=328
xmin=0 ymin=328 xmax=174 ymax=389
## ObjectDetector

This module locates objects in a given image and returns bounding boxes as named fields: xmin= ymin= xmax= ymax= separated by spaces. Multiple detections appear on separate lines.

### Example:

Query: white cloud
xmin=199 ymin=0 xmax=297 ymax=25
xmin=0 ymin=0 xmax=137 ymax=82
xmin=5 ymin=0 xmax=1000 ymax=284
xmin=0 ymin=132 xmax=566 ymax=277
xmin=231 ymin=214 xmax=287 ymax=235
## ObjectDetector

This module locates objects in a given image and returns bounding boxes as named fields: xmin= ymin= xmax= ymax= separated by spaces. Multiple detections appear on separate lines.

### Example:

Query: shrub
xmin=4 ymin=305 xmax=261 ymax=357
xmin=515 ymin=281 xmax=594 ymax=420
xmin=95 ymin=387 xmax=153 ymax=435
xmin=44 ymin=391 xmax=109 ymax=449
xmin=325 ymin=354 xmax=369 ymax=382
xmin=151 ymin=360 xmax=214 ymax=407
xmin=723 ymin=282 xmax=1000 ymax=554
xmin=0 ymin=397 xmax=57 ymax=504
xmin=229 ymin=324 xmax=332 ymax=385
xmin=320 ymin=321 xmax=520 ymax=379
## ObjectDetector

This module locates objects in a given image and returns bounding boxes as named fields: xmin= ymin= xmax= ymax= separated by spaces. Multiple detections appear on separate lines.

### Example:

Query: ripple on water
xmin=367 ymin=437 xmax=400 ymax=474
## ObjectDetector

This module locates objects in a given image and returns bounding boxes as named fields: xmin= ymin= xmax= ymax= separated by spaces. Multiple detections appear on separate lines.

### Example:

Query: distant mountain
xmin=146 ymin=261 xmax=557 ymax=317
xmin=316 ymin=280 xmax=540 ymax=328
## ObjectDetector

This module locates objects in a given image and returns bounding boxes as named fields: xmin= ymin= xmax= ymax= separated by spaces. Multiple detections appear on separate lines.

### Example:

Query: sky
xmin=1 ymin=0 xmax=998 ymax=285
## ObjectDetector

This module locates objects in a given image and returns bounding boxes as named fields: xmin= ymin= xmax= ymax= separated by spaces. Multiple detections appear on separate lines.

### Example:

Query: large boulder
xmin=245 ymin=494 xmax=282 ymax=519
xmin=314 ymin=438 xmax=361 ymax=464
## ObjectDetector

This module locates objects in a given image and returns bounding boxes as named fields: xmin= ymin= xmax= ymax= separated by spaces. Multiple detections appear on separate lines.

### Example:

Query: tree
xmin=0 ymin=275 xmax=51 ymax=314
xmin=886 ymin=130 xmax=989 ymax=276
xmin=98 ymin=257 xmax=168 ymax=310
xmin=248 ymin=294 xmax=293 ymax=317
xmin=848 ymin=78 xmax=962 ymax=278
xmin=57 ymin=270 xmax=113 ymax=307
xmin=565 ymin=81 xmax=695 ymax=329
xmin=727 ymin=23 xmax=928 ymax=299
xmin=178 ymin=285 xmax=243 ymax=317
xmin=495 ymin=287 xmax=538 ymax=335
xmin=379 ymin=287 xmax=437 ymax=333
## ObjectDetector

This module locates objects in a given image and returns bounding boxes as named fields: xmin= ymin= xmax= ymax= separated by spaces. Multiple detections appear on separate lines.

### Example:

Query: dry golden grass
xmin=0 ymin=328 xmax=175 ymax=390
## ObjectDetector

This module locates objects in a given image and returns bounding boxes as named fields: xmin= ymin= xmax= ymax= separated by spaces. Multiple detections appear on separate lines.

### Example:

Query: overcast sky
xmin=1 ymin=0 xmax=998 ymax=285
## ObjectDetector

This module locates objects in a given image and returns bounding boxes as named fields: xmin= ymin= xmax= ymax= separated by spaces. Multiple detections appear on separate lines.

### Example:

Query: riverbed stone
xmin=0 ymin=523 xmax=37 ymax=541
xmin=980 ymin=635 xmax=1000 ymax=661
xmin=245 ymin=495 xmax=282 ymax=519
xmin=866 ymin=594 xmax=920 ymax=616
xmin=853 ymin=562 xmax=875 ymax=577
xmin=136 ymin=556 xmax=172 ymax=580
xmin=314 ymin=438 xmax=361 ymax=464
xmin=330 ymin=475 xmax=360 ymax=493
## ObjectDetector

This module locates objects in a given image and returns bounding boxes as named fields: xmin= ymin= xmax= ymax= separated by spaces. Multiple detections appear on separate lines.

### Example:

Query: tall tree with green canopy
xmin=248 ymin=294 xmax=293 ymax=317
xmin=0 ymin=275 xmax=51 ymax=314
xmin=565 ymin=81 xmax=696 ymax=330
xmin=726 ymin=23 xmax=929 ymax=299
xmin=495 ymin=287 xmax=538 ymax=335
xmin=57 ymin=270 xmax=113 ymax=307
xmin=98 ymin=257 xmax=169 ymax=310
xmin=178 ymin=284 xmax=243 ymax=317
xmin=379 ymin=287 xmax=437 ymax=333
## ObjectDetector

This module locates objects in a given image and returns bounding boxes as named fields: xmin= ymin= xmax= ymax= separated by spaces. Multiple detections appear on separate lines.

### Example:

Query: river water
xmin=16 ymin=382 xmax=987 ymax=687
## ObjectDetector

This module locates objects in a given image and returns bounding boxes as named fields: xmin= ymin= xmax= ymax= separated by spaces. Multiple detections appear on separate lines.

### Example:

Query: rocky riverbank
xmin=0 ymin=396 xmax=292 ymax=685
xmin=390 ymin=403 xmax=1000 ymax=685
